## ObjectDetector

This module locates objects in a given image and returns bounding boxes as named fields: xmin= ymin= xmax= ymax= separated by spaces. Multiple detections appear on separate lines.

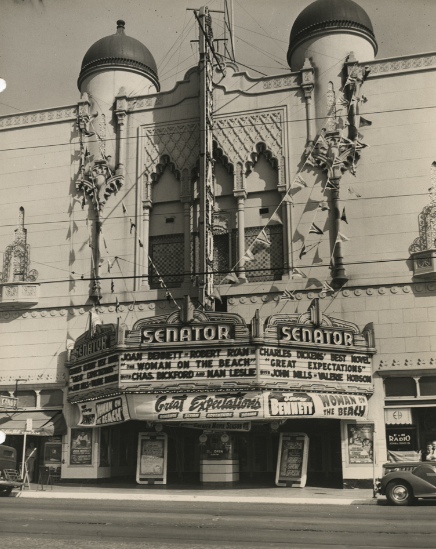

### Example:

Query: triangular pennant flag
xmin=361 ymin=94 xmax=368 ymax=103
xmin=305 ymin=153 xmax=316 ymax=167
xmin=299 ymin=245 xmax=307 ymax=259
xmin=322 ymin=280 xmax=334 ymax=293
xmin=335 ymin=95 xmax=349 ymax=109
xmin=102 ymin=235 xmax=108 ymax=251
xmin=270 ymin=210 xmax=283 ymax=224
xmin=359 ymin=116 xmax=372 ymax=128
xmin=243 ymin=249 xmax=256 ymax=262
xmin=111 ymin=280 xmax=114 ymax=293
xmin=280 ymin=289 xmax=295 ymax=301
xmin=348 ymin=186 xmax=361 ymax=198
xmin=318 ymin=200 xmax=330 ymax=211
xmin=130 ymin=219 xmax=136 ymax=234
xmin=292 ymin=267 xmax=307 ymax=279
xmin=212 ymin=287 xmax=222 ymax=303
xmin=341 ymin=207 xmax=348 ymax=224
xmin=309 ymin=223 xmax=324 ymax=235
xmin=255 ymin=229 xmax=271 ymax=249
xmin=139 ymin=239 xmax=144 ymax=248
xmin=115 ymin=297 xmax=120 ymax=312
xmin=336 ymin=232 xmax=350 ymax=243
xmin=354 ymin=139 xmax=368 ymax=151
xmin=158 ymin=277 xmax=165 ymax=288
xmin=222 ymin=271 xmax=240 ymax=284
xmin=122 ymin=202 xmax=128 ymax=214
xmin=349 ymin=162 xmax=357 ymax=176
xmin=82 ymin=196 xmax=86 ymax=209
xmin=166 ymin=290 xmax=171 ymax=303
xmin=292 ymin=174 xmax=307 ymax=188
xmin=317 ymin=134 xmax=329 ymax=150
xmin=325 ymin=179 xmax=339 ymax=191
xmin=99 ymin=257 xmax=105 ymax=267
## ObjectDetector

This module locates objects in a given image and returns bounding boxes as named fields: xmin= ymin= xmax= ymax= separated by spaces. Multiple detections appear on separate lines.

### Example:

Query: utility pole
xmin=196 ymin=6 xmax=215 ymax=307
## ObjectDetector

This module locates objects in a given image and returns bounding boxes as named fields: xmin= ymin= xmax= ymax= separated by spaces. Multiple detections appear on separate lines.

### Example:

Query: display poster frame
xmin=136 ymin=432 xmax=168 ymax=485
xmin=346 ymin=423 xmax=374 ymax=465
xmin=70 ymin=428 xmax=93 ymax=466
xmin=275 ymin=432 xmax=309 ymax=488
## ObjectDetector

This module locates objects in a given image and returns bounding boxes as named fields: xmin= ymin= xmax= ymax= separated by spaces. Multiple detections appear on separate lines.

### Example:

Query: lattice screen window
xmin=213 ymin=234 xmax=230 ymax=284
xmin=150 ymin=234 xmax=184 ymax=288
xmin=232 ymin=225 xmax=283 ymax=282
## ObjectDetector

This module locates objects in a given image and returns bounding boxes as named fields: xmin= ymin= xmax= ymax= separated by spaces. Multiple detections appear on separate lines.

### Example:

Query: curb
xmin=15 ymin=491 xmax=378 ymax=505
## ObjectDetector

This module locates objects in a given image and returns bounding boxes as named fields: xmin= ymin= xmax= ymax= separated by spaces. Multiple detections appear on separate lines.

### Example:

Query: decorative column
xmin=115 ymin=95 xmax=127 ymax=176
xmin=75 ymin=96 xmax=124 ymax=303
xmin=141 ymin=173 xmax=152 ymax=289
xmin=234 ymin=189 xmax=247 ymax=279
xmin=278 ymin=157 xmax=291 ymax=275
xmin=301 ymin=58 xmax=315 ymax=153
xmin=327 ymin=131 xmax=348 ymax=285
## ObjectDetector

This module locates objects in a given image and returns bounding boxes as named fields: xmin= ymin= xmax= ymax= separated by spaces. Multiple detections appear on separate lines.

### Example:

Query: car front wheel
xmin=386 ymin=481 xmax=415 ymax=506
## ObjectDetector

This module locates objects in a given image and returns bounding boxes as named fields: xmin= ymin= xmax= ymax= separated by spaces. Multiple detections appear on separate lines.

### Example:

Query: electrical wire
xmin=2 ymin=103 xmax=436 ymax=154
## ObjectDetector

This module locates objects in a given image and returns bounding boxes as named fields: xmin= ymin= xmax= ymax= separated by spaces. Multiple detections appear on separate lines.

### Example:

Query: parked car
xmin=377 ymin=461 xmax=436 ymax=505
xmin=0 ymin=445 xmax=23 ymax=497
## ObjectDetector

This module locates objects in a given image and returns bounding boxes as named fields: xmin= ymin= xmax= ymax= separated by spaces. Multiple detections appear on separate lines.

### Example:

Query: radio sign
xmin=141 ymin=325 xmax=233 ymax=343
xmin=279 ymin=325 xmax=354 ymax=347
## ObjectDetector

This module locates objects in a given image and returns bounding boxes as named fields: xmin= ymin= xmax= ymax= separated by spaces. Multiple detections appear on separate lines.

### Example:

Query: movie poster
xmin=279 ymin=439 xmax=305 ymax=478
xmin=347 ymin=424 xmax=374 ymax=464
xmin=70 ymin=428 xmax=93 ymax=465
xmin=140 ymin=439 xmax=164 ymax=475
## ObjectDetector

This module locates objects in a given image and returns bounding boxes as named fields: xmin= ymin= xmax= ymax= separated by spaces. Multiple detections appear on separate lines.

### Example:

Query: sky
xmin=0 ymin=0 xmax=435 ymax=116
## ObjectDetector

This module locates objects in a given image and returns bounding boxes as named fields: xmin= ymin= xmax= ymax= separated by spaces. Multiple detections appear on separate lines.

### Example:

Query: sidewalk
xmin=13 ymin=482 xmax=379 ymax=506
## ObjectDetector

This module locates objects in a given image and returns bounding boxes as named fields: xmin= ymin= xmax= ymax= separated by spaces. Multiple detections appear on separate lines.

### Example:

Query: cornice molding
xmin=0 ymin=106 xmax=77 ymax=131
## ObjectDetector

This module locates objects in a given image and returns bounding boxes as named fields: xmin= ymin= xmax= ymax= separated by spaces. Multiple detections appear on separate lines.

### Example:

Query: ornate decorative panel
xmin=142 ymin=122 xmax=200 ymax=181
xmin=213 ymin=111 xmax=283 ymax=169
xmin=0 ymin=207 xmax=38 ymax=283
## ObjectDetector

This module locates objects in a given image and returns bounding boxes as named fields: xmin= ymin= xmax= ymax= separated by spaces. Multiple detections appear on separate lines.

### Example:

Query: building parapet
xmin=0 ymin=105 xmax=77 ymax=131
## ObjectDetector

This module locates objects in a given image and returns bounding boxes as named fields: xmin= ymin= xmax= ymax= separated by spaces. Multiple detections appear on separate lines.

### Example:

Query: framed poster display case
xmin=275 ymin=432 xmax=309 ymax=487
xmin=136 ymin=432 xmax=168 ymax=485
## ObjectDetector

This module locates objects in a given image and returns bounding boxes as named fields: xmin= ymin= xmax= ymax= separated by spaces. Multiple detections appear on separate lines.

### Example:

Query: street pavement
xmin=1 ymin=497 xmax=436 ymax=549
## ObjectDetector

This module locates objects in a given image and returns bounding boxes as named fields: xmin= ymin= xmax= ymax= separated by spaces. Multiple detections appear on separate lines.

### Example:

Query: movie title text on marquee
xmin=119 ymin=347 xmax=256 ymax=386
xmin=259 ymin=347 xmax=372 ymax=389
xmin=127 ymin=392 xmax=263 ymax=422
xmin=266 ymin=391 xmax=368 ymax=419
xmin=77 ymin=395 xmax=130 ymax=427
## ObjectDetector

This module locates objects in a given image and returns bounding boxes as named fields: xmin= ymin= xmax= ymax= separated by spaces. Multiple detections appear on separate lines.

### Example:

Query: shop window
xmin=384 ymin=377 xmax=416 ymax=397
xmin=16 ymin=390 xmax=36 ymax=408
xmin=419 ymin=376 xmax=436 ymax=396
xmin=40 ymin=389 xmax=63 ymax=407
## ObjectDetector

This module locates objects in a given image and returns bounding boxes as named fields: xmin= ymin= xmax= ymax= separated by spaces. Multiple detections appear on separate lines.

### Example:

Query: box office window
xmin=385 ymin=377 xmax=416 ymax=397
xmin=419 ymin=377 xmax=436 ymax=397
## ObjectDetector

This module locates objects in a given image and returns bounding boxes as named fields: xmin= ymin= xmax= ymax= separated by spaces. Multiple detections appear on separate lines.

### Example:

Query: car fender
xmin=380 ymin=471 xmax=436 ymax=497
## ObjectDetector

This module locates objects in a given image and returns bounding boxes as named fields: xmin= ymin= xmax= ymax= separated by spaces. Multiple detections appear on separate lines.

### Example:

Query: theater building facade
xmin=2 ymin=0 xmax=436 ymax=488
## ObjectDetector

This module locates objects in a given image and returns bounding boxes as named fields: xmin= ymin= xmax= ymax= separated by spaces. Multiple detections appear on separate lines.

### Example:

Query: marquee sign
xmin=67 ymin=308 xmax=376 ymax=403
xmin=77 ymin=395 xmax=130 ymax=427
xmin=127 ymin=391 xmax=263 ymax=422
xmin=265 ymin=391 xmax=368 ymax=419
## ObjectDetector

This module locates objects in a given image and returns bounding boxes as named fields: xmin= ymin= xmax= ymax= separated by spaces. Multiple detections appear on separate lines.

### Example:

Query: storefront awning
xmin=0 ymin=410 xmax=67 ymax=436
